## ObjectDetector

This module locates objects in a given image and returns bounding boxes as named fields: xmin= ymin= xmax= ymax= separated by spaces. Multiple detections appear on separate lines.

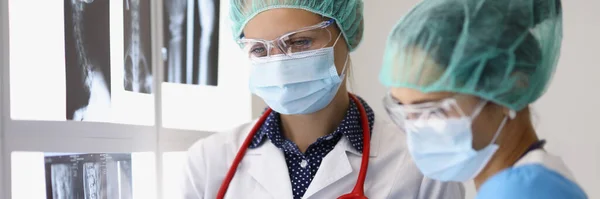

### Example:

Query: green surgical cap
xmin=380 ymin=0 xmax=563 ymax=111
xmin=230 ymin=0 xmax=364 ymax=52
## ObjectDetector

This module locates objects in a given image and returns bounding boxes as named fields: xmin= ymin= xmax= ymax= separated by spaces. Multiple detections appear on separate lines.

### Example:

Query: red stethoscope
xmin=216 ymin=94 xmax=371 ymax=199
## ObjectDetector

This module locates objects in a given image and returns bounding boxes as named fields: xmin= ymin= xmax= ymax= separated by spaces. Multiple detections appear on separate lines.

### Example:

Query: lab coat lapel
xmin=302 ymin=127 xmax=382 ymax=198
xmin=302 ymin=138 xmax=354 ymax=198
xmin=245 ymin=141 xmax=294 ymax=199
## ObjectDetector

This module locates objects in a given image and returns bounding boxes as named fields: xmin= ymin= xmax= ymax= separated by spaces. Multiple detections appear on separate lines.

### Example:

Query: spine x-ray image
xmin=123 ymin=0 xmax=153 ymax=94
xmin=45 ymin=153 xmax=133 ymax=199
xmin=163 ymin=0 xmax=219 ymax=86
xmin=83 ymin=162 xmax=104 ymax=199
xmin=50 ymin=164 xmax=77 ymax=199
xmin=64 ymin=0 xmax=112 ymax=121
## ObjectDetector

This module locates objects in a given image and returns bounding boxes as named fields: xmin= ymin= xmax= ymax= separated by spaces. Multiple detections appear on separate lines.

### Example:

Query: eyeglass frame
xmin=382 ymin=92 xmax=487 ymax=121
xmin=237 ymin=19 xmax=336 ymax=58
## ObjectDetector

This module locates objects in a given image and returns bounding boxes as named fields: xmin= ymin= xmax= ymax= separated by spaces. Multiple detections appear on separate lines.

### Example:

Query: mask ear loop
xmin=488 ymin=109 xmax=517 ymax=145
xmin=468 ymin=101 xmax=504 ymax=146
xmin=508 ymin=110 xmax=517 ymax=119
xmin=339 ymin=53 xmax=350 ymax=77
xmin=470 ymin=100 xmax=488 ymax=119
xmin=332 ymin=32 xmax=342 ymax=47
xmin=331 ymin=32 xmax=349 ymax=78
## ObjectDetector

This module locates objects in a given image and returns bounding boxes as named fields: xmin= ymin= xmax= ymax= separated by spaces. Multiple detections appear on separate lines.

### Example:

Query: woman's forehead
xmin=390 ymin=88 xmax=454 ymax=104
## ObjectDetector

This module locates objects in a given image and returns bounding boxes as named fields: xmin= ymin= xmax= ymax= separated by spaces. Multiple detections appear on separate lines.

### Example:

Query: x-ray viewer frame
xmin=0 ymin=1 xmax=215 ymax=199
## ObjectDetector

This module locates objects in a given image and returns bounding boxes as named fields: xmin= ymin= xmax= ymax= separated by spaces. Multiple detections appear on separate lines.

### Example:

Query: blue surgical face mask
xmin=403 ymin=101 xmax=514 ymax=182
xmin=248 ymin=34 xmax=347 ymax=115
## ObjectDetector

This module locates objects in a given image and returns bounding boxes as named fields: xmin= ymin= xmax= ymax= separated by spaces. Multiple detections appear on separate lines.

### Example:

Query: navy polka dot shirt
xmin=249 ymin=96 xmax=375 ymax=199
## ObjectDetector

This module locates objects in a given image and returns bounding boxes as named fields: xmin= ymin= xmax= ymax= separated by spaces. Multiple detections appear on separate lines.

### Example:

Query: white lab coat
xmin=183 ymin=114 xmax=465 ymax=199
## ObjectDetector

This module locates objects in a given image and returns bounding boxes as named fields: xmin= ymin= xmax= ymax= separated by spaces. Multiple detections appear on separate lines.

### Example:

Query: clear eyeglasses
xmin=383 ymin=93 xmax=473 ymax=122
xmin=238 ymin=19 xmax=335 ymax=58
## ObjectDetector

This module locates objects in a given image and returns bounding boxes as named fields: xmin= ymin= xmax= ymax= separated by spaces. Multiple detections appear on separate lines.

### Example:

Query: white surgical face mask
xmin=248 ymin=33 xmax=347 ymax=115
xmin=404 ymin=100 xmax=514 ymax=182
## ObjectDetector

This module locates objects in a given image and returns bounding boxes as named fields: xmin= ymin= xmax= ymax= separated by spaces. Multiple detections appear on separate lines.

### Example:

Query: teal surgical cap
xmin=380 ymin=0 xmax=563 ymax=111
xmin=230 ymin=0 xmax=364 ymax=52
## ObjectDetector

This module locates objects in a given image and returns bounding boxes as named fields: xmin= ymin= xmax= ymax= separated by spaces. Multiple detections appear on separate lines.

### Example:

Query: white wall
xmin=347 ymin=1 xmax=600 ymax=199
xmin=534 ymin=1 xmax=600 ymax=198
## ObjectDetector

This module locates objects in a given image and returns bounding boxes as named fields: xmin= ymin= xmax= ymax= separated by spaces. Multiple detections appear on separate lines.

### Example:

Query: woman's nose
xmin=406 ymin=113 xmax=420 ymax=120
xmin=269 ymin=46 xmax=285 ymax=56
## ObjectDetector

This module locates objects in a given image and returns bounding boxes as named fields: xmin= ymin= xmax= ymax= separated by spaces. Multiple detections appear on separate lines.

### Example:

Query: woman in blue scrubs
xmin=379 ymin=0 xmax=588 ymax=198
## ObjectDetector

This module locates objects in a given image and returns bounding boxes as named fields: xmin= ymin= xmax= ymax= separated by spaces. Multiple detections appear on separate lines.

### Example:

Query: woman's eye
xmin=290 ymin=39 xmax=312 ymax=47
xmin=432 ymin=111 xmax=447 ymax=119
xmin=250 ymin=47 xmax=266 ymax=56
xmin=436 ymin=108 xmax=450 ymax=117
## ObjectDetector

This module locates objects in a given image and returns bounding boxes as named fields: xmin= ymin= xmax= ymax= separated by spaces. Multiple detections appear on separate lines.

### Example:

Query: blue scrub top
xmin=476 ymin=164 xmax=588 ymax=199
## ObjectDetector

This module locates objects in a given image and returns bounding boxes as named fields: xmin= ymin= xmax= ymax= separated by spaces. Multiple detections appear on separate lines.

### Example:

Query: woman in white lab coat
xmin=380 ymin=0 xmax=588 ymax=198
xmin=182 ymin=0 xmax=465 ymax=199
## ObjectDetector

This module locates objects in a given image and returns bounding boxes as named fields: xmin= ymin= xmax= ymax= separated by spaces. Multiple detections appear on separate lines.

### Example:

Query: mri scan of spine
xmin=70 ymin=0 xmax=111 ymax=121
xmin=123 ymin=0 xmax=152 ymax=94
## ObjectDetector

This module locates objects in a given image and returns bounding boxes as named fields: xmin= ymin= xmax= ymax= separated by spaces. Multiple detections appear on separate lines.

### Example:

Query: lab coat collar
xmin=301 ymin=137 xmax=354 ymax=198
xmin=242 ymin=118 xmax=382 ymax=198
xmin=243 ymin=124 xmax=382 ymax=199
xmin=297 ymin=122 xmax=383 ymax=198
xmin=344 ymin=121 xmax=382 ymax=157
xmin=245 ymin=126 xmax=381 ymax=157
xmin=244 ymin=141 xmax=294 ymax=199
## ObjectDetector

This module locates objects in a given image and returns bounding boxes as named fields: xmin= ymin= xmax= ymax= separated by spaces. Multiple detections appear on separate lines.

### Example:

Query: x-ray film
xmin=163 ymin=0 xmax=220 ymax=85
xmin=45 ymin=153 xmax=133 ymax=199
